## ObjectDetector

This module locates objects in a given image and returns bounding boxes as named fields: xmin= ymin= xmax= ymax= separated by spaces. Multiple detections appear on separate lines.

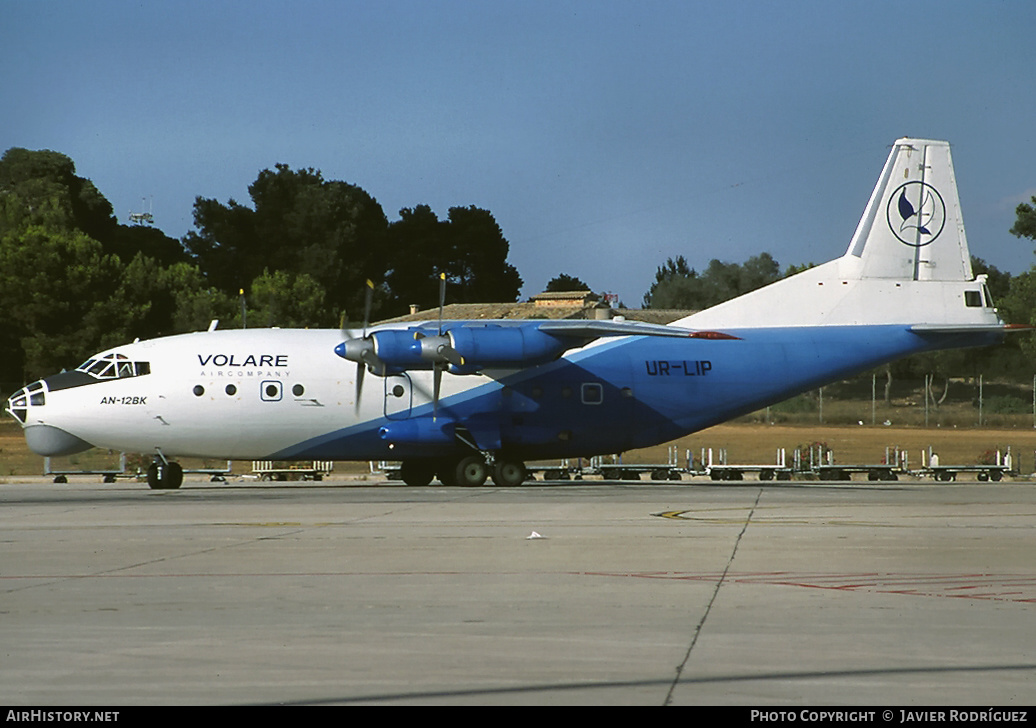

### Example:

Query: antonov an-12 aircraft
xmin=5 ymin=139 xmax=1013 ymax=488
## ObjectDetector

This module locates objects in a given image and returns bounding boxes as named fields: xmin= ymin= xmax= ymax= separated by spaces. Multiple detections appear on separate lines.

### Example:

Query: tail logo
xmin=886 ymin=181 xmax=946 ymax=247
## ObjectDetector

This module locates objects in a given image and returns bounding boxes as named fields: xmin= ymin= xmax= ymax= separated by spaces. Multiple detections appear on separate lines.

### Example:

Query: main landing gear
xmin=146 ymin=460 xmax=183 ymax=490
xmin=398 ymin=455 xmax=528 ymax=487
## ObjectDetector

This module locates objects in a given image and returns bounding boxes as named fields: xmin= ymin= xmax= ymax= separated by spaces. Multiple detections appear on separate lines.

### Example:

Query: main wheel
xmin=453 ymin=455 xmax=488 ymax=487
xmin=492 ymin=459 xmax=527 ymax=487
xmin=400 ymin=460 xmax=436 ymax=487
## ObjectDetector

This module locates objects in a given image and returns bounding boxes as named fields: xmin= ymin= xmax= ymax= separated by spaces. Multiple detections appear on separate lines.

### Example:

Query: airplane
xmin=5 ymin=138 xmax=1013 ymax=489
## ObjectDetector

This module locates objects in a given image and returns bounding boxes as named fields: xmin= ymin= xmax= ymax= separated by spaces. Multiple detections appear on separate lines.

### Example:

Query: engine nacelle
xmin=339 ymin=324 xmax=572 ymax=375
xmin=370 ymin=329 xmax=432 ymax=369
xmin=445 ymin=325 xmax=567 ymax=372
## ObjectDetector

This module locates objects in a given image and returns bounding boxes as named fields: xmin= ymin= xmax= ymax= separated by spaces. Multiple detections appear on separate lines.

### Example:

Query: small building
xmin=528 ymin=290 xmax=600 ymax=308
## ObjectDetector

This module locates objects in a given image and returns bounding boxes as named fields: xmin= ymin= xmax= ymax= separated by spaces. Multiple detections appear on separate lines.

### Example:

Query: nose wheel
xmin=146 ymin=461 xmax=183 ymax=490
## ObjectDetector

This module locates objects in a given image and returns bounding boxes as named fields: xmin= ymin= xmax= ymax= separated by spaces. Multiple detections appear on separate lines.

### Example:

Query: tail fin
xmin=845 ymin=138 xmax=972 ymax=281
xmin=678 ymin=138 xmax=1001 ymax=330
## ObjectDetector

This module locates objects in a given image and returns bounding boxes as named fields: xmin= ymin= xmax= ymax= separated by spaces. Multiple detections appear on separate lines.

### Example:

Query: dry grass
xmin=621 ymin=422 xmax=1036 ymax=473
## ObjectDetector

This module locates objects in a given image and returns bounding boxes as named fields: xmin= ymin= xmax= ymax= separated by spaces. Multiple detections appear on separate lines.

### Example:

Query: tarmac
xmin=1 ymin=474 xmax=1034 ymax=706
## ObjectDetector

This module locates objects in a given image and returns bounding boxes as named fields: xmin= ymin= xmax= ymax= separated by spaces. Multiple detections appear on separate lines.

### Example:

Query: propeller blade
xmin=432 ymin=363 xmax=442 ymax=421
xmin=354 ymin=362 xmax=365 ymax=414
xmin=362 ymin=279 xmax=374 ymax=338
xmin=438 ymin=272 xmax=446 ymax=335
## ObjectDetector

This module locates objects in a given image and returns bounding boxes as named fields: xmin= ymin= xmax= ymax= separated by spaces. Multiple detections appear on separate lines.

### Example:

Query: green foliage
xmin=1010 ymin=195 xmax=1036 ymax=243
xmin=643 ymin=252 xmax=782 ymax=309
xmin=441 ymin=205 xmax=522 ymax=305
xmin=982 ymin=395 xmax=1029 ymax=415
xmin=184 ymin=166 xmax=523 ymax=320
xmin=545 ymin=273 xmax=592 ymax=292
xmin=0 ymin=225 xmax=121 ymax=375
xmin=183 ymin=164 xmax=389 ymax=319
xmin=382 ymin=203 xmax=522 ymax=315
xmin=770 ymin=393 xmax=816 ymax=413
xmin=0 ymin=149 xmax=221 ymax=382
xmin=247 ymin=269 xmax=333 ymax=328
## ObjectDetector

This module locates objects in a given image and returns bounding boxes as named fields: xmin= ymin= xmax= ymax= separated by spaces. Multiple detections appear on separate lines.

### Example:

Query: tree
xmin=0 ymin=225 xmax=122 ymax=378
xmin=642 ymin=255 xmax=692 ymax=308
xmin=383 ymin=204 xmax=522 ymax=315
xmin=0 ymin=148 xmax=224 ymax=383
xmin=247 ymin=269 xmax=333 ymax=329
xmin=545 ymin=273 xmax=592 ymax=292
xmin=1010 ymin=195 xmax=1036 ymax=244
xmin=383 ymin=204 xmax=450 ymax=314
xmin=183 ymin=164 xmax=389 ymax=318
xmin=643 ymin=253 xmax=781 ymax=309
xmin=442 ymin=205 xmax=522 ymax=304
xmin=0 ymin=148 xmax=114 ymax=239
xmin=0 ymin=148 xmax=185 ymax=266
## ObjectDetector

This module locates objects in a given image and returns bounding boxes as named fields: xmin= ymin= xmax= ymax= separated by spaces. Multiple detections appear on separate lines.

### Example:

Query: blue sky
xmin=3 ymin=0 xmax=1034 ymax=307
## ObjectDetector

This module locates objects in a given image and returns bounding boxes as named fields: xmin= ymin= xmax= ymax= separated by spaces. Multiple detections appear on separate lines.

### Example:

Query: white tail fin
xmin=845 ymin=138 xmax=972 ymax=281
xmin=677 ymin=138 xmax=1001 ymax=330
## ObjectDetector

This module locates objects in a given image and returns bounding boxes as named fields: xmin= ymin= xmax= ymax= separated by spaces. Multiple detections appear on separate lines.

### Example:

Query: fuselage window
xmin=262 ymin=381 xmax=283 ymax=401
xmin=226 ymin=384 xmax=237 ymax=396
xmin=582 ymin=382 xmax=604 ymax=405
xmin=964 ymin=290 xmax=982 ymax=307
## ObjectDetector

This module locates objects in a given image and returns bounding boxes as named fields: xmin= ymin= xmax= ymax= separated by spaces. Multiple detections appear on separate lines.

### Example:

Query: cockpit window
xmin=76 ymin=353 xmax=151 ymax=381
xmin=6 ymin=381 xmax=44 ymax=423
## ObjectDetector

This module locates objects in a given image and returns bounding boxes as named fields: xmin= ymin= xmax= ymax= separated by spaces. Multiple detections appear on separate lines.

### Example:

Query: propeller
xmin=342 ymin=280 xmax=377 ymax=413
xmin=413 ymin=272 xmax=465 ymax=419
xmin=432 ymin=272 xmax=449 ymax=420
xmin=336 ymin=274 xmax=464 ymax=420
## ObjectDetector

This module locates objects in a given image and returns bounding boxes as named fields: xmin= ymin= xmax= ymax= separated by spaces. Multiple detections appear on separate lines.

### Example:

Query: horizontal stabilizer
xmin=910 ymin=323 xmax=1033 ymax=334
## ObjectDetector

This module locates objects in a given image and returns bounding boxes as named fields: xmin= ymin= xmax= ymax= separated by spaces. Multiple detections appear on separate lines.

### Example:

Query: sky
xmin=3 ymin=0 xmax=1035 ymax=308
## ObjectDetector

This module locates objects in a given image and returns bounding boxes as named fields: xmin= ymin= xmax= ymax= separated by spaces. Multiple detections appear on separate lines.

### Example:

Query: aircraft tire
xmin=147 ymin=462 xmax=183 ymax=490
xmin=399 ymin=460 xmax=436 ymax=487
xmin=492 ymin=459 xmax=527 ymax=487
xmin=453 ymin=455 xmax=488 ymax=487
